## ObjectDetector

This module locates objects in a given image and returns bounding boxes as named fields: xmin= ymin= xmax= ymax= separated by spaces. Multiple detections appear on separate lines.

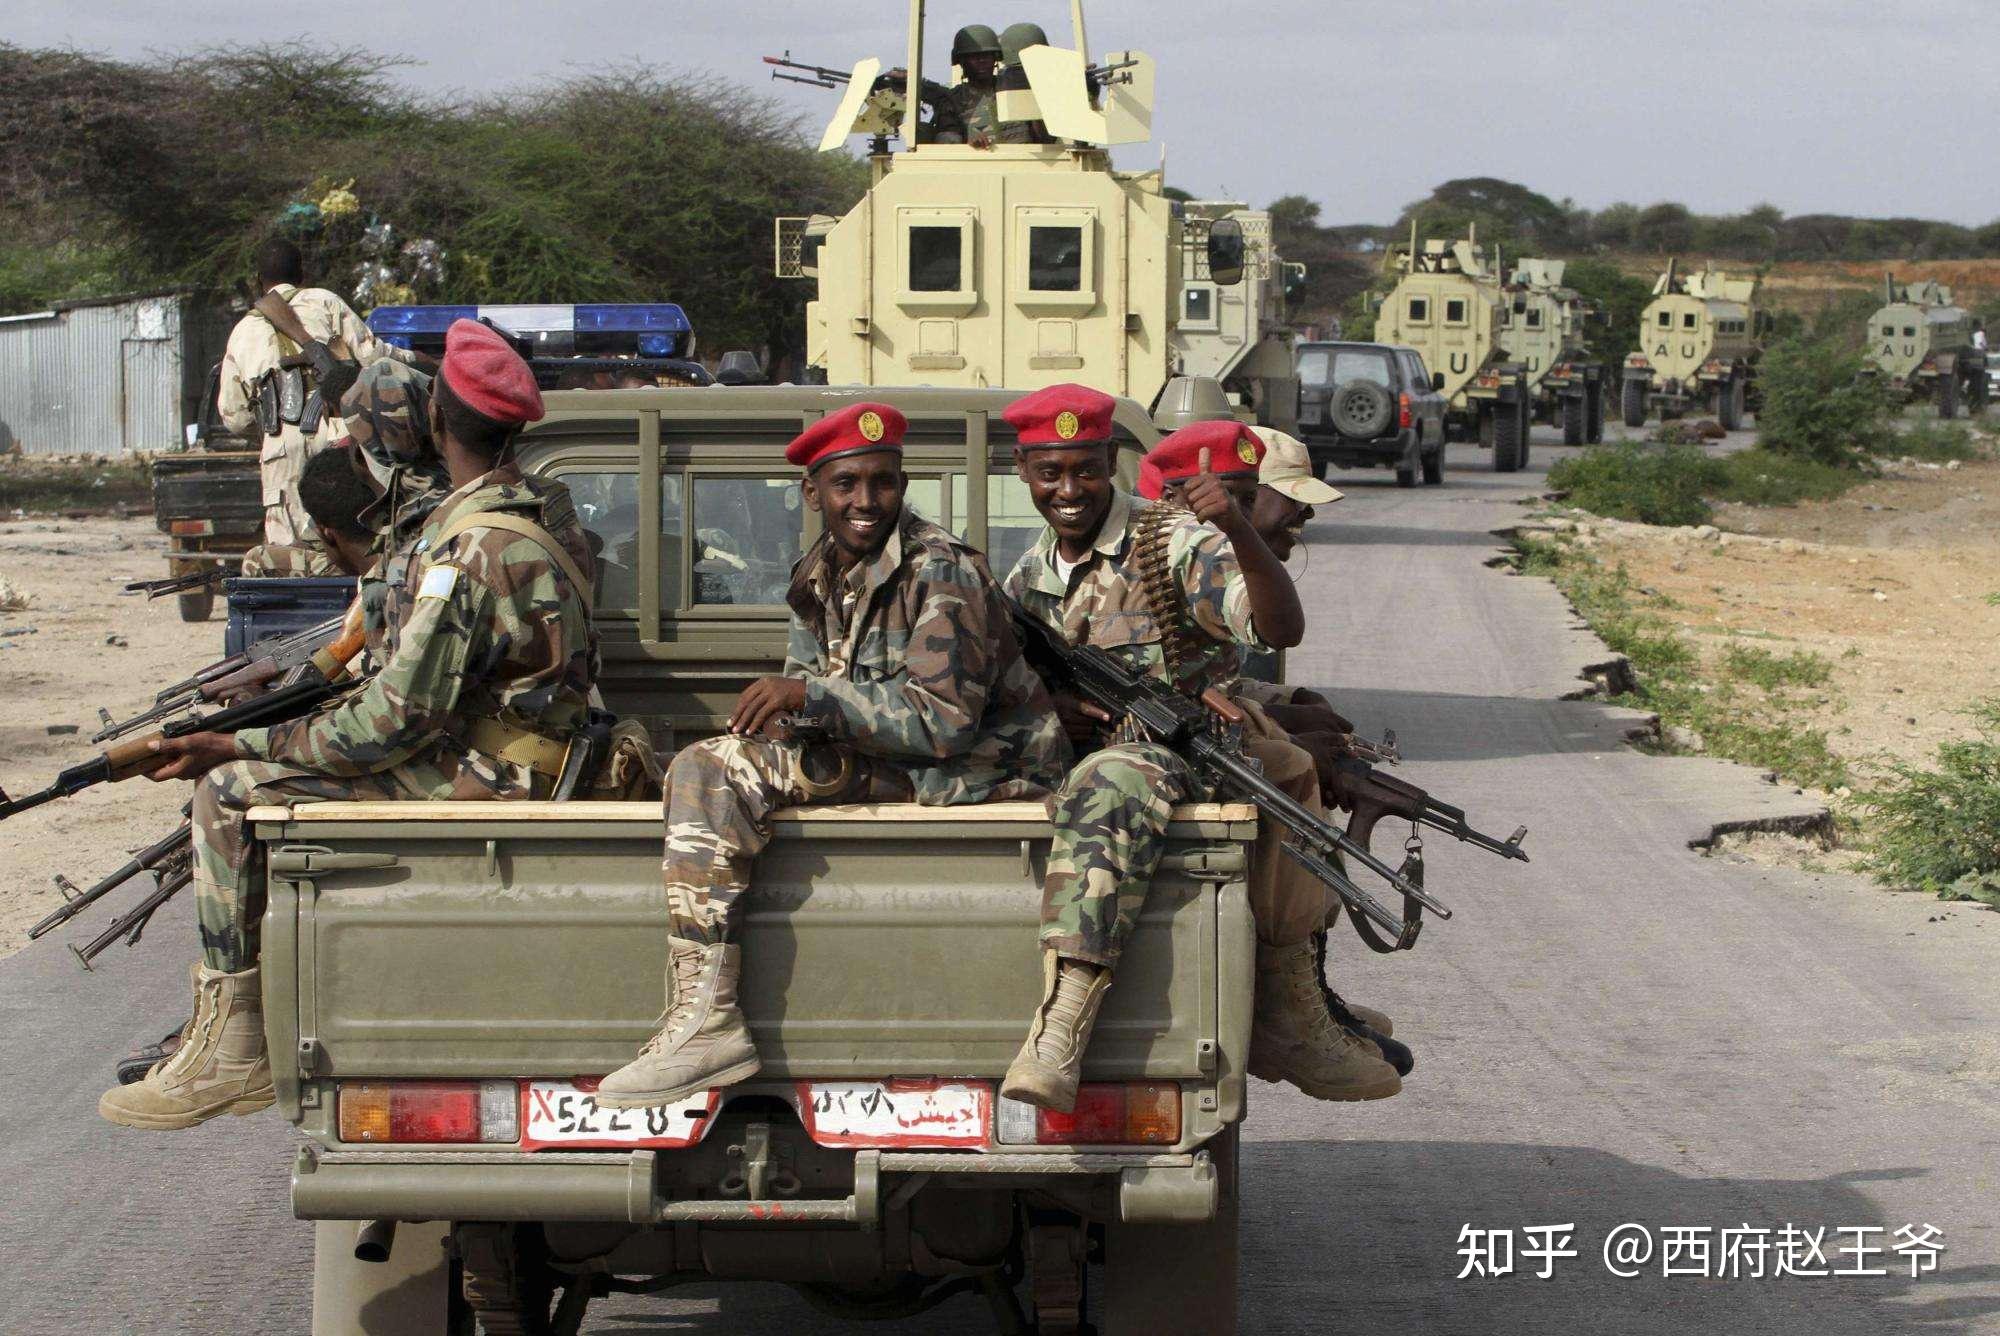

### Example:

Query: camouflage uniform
xmin=239 ymin=542 xmax=342 ymax=578
xmin=664 ymin=511 xmax=1069 ymax=944
xmin=931 ymin=82 xmax=1000 ymax=143
xmin=189 ymin=464 xmax=598 ymax=971
xmin=339 ymin=360 xmax=456 ymax=660
xmin=1004 ymin=490 xmax=1329 ymax=964
xmin=217 ymin=285 xmax=416 ymax=546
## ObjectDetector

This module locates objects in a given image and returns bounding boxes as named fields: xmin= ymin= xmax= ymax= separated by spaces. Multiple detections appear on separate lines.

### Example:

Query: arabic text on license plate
xmin=800 ymin=1080 xmax=990 ymax=1148
xmin=520 ymin=1081 xmax=716 ymax=1151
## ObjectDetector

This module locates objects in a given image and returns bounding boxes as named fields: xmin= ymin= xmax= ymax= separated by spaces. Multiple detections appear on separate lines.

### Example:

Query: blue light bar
xmin=574 ymin=304 xmax=691 ymax=334
xmin=366 ymin=305 xmax=478 ymax=336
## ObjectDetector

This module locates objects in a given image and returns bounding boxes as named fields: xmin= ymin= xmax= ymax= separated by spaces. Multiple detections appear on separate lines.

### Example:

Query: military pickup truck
xmin=261 ymin=387 xmax=1258 ymax=1336
xmin=150 ymin=359 xmax=261 ymax=622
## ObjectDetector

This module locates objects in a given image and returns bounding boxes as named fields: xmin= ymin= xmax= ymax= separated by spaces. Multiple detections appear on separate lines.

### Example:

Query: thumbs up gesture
xmin=1176 ymin=446 xmax=1250 ymax=539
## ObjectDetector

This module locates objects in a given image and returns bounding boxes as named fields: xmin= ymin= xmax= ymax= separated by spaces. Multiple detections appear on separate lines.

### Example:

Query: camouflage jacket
xmin=239 ymin=542 xmax=342 ymax=578
xmin=236 ymin=465 xmax=599 ymax=792
xmin=338 ymin=359 xmax=455 ymax=660
xmin=931 ymin=81 xmax=999 ymax=142
xmin=1002 ymin=490 xmax=1269 ymax=698
xmin=787 ymin=511 xmax=1069 ymax=805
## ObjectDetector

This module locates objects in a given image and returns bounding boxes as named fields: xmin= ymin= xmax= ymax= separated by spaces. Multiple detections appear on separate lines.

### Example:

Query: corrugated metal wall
xmin=0 ymin=295 xmax=209 ymax=457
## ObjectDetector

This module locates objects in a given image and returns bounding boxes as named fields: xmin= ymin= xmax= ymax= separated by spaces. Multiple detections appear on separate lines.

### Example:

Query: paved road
xmin=2 ymin=428 xmax=1994 ymax=1334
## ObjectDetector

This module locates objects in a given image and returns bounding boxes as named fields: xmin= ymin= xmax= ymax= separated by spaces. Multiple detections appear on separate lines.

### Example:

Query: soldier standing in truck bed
xmin=927 ymin=25 xmax=1004 ymax=145
xmin=997 ymin=385 xmax=1402 ymax=1113
xmin=217 ymin=238 xmax=420 ymax=547
xmin=596 ymin=402 xmax=1070 ymax=1109
xmin=100 ymin=321 xmax=597 ymax=1130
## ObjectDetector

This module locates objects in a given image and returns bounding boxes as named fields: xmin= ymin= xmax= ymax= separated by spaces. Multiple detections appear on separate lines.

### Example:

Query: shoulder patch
xmin=417 ymin=564 xmax=462 ymax=601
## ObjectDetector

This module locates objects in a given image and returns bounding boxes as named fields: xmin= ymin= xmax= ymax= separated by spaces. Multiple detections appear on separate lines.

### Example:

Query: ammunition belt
xmin=1132 ymin=501 xmax=1206 ymax=687
xmin=466 ymin=716 xmax=573 ymax=779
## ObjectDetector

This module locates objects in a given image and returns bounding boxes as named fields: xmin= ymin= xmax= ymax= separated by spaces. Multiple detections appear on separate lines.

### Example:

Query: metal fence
xmin=0 ymin=292 xmax=228 ymax=457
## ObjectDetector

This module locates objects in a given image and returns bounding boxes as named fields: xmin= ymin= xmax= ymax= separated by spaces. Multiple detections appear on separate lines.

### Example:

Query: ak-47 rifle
xmin=92 ymin=603 xmax=361 ymax=743
xmin=0 ymin=669 xmax=360 ymax=824
xmin=29 ymin=815 xmax=191 ymax=941
xmin=123 ymin=567 xmax=225 ymax=600
xmin=253 ymin=290 xmax=359 ymax=433
xmin=72 ymin=842 xmax=196 ymax=970
xmin=1324 ymin=759 xmax=1529 ymax=866
xmin=1007 ymin=597 xmax=1525 ymax=953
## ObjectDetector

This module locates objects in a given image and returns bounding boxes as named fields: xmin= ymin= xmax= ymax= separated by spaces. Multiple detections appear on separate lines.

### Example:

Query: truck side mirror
xmin=1432 ymin=371 xmax=1445 ymax=391
xmin=1206 ymin=218 xmax=1246 ymax=287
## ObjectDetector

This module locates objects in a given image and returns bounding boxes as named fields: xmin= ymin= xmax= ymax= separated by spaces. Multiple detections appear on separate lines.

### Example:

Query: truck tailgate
xmin=254 ymin=800 xmax=1258 ymax=1100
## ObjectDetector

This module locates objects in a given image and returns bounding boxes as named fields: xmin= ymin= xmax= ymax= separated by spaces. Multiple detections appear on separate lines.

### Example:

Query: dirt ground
xmin=0 ymin=517 xmax=218 ymax=959
xmin=1562 ymin=453 xmax=2000 ymax=783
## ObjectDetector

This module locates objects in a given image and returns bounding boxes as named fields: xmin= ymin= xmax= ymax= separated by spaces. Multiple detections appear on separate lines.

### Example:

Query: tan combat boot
xmin=99 ymin=963 xmax=274 ymax=1129
xmin=1000 ymin=953 xmax=1113 ymax=1113
xmin=1248 ymin=939 xmax=1400 ymax=1101
xmin=596 ymin=938 xmax=761 ymax=1109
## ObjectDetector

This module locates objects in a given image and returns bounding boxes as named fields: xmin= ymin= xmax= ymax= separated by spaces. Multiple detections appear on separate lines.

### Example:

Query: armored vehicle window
xmin=1184 ymin=288 xmax=1214 ymax=323
xmin=1657 ymin=311 xmax=1671 ymax=328
xmin=560 ymin=470 xmax=643 ymax=615
xmin=1882 ymin=324 xmax=1895 ymax=336
xmin=679 ymin=475 xmax=801 ymax=609
xmin=1028 ymin=225 xmax=1086 ymax=292
xmin=1445 ymin=299 xmax=1468 ymax=325
xmin=1904 ymin=326 xmax=1917 ymax=337
xmin=909 ymin=227 xmax=965 ymax=293
xmin=1407 ymin=297 xmax=1430 ymax=324
xmin=1525 ymin=308 xmax=1543 ymax=329
xmin=1682 ymin=313 xmax=1698 ymax=330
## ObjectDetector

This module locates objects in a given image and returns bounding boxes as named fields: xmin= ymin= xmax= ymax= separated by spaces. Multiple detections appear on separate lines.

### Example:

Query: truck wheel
xmin=1939 ymin=371 xmax=1960 ymax=419
xmin=1491 ymin=404 xmax=1524 ymax=473
xmin=1562 ymin=394 xmax=1586 ymax=445
xmin=1621 ymin=379 xmax=1647 ymax=428
xmin=1715 ymin=375 xmax=1742 ymax=431
xmin=1102 ymin=1125 xmax=1239 ymax=1336
xmin=1330 ymin=380 xmax=1394 ymax=439
xmin=1586 ymin=381 xmax=1606 ymax=443
xmin=1422 ymin=444 xmax=1444 ymax=485
xmin=177 ymin=587 xmax=216 ymax=623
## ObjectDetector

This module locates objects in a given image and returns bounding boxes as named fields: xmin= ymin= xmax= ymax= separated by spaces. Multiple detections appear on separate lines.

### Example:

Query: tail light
xmin=995 ymin=1083 xmax=1181 ymax=1146
xmin=337 ymin=1080 xmax=520 ymax=1144
xmin=1398 ymin=393 xmax=1412 ymax=429
xmin=170 ymin=519 xmax=216 ymax=537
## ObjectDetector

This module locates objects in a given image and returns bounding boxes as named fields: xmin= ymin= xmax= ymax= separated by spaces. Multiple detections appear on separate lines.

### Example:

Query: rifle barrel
xmin=74 ymin=859 xmax=193 ymax=970
xmin=27 ymin=823 xmax=192 ymax=939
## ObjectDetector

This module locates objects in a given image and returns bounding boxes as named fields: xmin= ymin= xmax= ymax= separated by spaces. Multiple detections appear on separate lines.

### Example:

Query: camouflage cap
xmin=1255 ymin=428 xmax=1342 ymax=505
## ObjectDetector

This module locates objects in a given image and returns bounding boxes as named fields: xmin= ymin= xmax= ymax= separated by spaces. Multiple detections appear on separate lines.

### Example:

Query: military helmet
xmin=1000 ymin=22 xmax=1049 ymax=61
xmin=952 ymin=24 xmax=1003 ymax=63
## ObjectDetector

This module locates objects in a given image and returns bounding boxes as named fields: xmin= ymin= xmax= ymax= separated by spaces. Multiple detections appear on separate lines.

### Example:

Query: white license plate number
xmin=801 ymin=1080 xmax=990 ymax=1148
xmin=520 ymin=1081 xmax=716 ymax=1151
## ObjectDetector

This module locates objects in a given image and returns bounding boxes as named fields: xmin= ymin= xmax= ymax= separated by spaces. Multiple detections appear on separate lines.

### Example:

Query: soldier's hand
xmin=1177 ymin=449 xmax=1249 ymax=539
xmin=1288 ymin=688 xmax=1353 ymax=732
xmin=1264 ymin=699 xmax=1354 ymax=739
xmin=1290 ymin=730 xmax=1355 ymax=810
xmin=145 ymin=731 xmax=238 ymax=782
xmin=1052 ymin=691 xmax=1113 ymax=747
xmin=730 ymin=676 xmax=809 ymax=738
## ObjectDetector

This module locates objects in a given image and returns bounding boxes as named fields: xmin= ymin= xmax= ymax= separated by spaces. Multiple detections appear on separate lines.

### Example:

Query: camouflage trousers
xmin=1039 ymin=710 xmax=1333 ymax=968
xmin=663 ymin=736 xmax=912 ymax=945
xmin=191 ymin=753 xmax=527 ymax=971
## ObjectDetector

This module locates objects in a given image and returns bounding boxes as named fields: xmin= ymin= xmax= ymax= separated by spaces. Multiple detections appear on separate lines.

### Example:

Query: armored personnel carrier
xmin=772 ymin=4 xmax=1248 ymax=418
xmin=1621 ymin=261 xmax=1760 ymax=429
xmin=1501 ymin=258 xmax=1604 ymax=446
xmin=1863 ymin=274 xmax=1987 ymax=417
xmin=1169 ymin=201 xmax=1306 ymax=433
xmin=1372 ymin=228 xmax=1534 ymax=472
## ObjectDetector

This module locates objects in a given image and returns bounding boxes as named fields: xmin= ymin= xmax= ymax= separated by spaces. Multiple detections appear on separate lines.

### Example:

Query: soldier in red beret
xmin=599 ymin=402 xmax=1070 ymax=1109
xmin=105 ymin=319 xmax=601 ymax=1130
xmin=995 ymin=385 xmax=1401 ymax=1113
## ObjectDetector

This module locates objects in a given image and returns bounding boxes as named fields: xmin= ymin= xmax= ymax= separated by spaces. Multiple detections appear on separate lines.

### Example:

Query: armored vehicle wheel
xmin=1715 ymin=375 xmax=1743 ymax=431
xmin=1102 ymin=1125 xmax=1239 ymax=1335
xmin=1491 ymin=404 xmax=1524 ymax=473
xmin=1477 ymin=410 xmax=1496 ymax=451
xmin=1330 ymin=379 xmax=1394 ymax=439
xmin=1938 ymin=371 xmax=1959 ymax=419
xmin=1621 ymin=378 xmax=1647 ymax=428
xmin=1421 ymin=444 xmax=1444 ymax=485
xmin=1516 ymin=398 xmax=1533 ymax=470
xmin=1562 ymin=394 xmax=1586 ymax=445
xmin=178 ymin=586 xmax=216 ymax=623
xmin=1586 ymin=382 xmax=1606 ymax=442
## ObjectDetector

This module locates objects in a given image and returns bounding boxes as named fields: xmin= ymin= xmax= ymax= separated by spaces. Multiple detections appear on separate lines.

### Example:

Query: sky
xmin=10 ymin=0 xmax=1999 ymax=226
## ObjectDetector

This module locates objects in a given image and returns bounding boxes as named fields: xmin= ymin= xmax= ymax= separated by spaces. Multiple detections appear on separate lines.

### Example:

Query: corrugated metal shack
xmin=0 ymin=291 xmax=231 ymax=457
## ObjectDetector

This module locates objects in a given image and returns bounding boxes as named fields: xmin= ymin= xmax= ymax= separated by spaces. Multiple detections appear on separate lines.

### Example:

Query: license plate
xmin=520 ymin=1080 xmax=718 ymax=1151
xmin=799 ymin=1080 xmax=991 ymax=1148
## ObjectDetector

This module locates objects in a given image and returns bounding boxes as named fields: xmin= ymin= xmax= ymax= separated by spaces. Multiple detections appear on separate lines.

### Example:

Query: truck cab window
xmin=560 ymin=471 xmax=643 ymax=615
xmin=683 ymin=476 xmax=801 ymax=608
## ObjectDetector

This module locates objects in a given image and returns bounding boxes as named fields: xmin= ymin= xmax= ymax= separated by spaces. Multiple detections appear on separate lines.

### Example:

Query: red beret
xmin=1145 ymin=419 xmax=1264 ymax=484
xmin=1003 ymin=383 xmax=1116 ymax=447
xmin=1136 ymin=457 xmax=1166 ymax=500
xmin=787 ymin=402 xmax=906 ymax=470
xmin=440 ymin=319 xmax=545 ymax=426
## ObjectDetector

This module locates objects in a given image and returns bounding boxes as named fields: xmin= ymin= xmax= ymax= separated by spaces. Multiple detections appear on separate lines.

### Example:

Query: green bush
xmin=1755 ymin=336 xmax=1896 ymax=465
xmin=1861 ymin=699 xmax=2000 ymax=900
xmin=1703 ymin=449 xmax=1862 ymax=505
xmin=1720 ymin=644 xmax=1833 ymax=690
xmin=1546 ymin=442 xmax=1715 ymax=526
xmin=1890 ymin=419 xmax=1982 ymax=462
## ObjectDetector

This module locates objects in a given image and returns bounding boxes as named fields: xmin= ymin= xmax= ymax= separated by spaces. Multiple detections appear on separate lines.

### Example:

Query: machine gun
xmin=0 ymin=670 xmax=359 ymax=824
xmin=762 ymin=52 xmax=860 ymax=89
xmin=92 ymin=607 xmax=359 ymax=742
xmin=29 ymin=815 xmax=191 ymax=942
xmin=1005 ymin=598 xmax=1509 ymax=953
xmin=123 ymin=567 xmax=226 ymax=600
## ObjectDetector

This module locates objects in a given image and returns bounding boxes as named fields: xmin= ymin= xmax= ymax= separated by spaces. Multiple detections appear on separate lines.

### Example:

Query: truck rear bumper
xmin=292 ymin=1144 xmax=1219 ymax=1225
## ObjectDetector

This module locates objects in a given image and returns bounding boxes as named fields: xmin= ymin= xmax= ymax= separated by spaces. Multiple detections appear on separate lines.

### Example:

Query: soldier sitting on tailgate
xmin=596 ymin=403 xmax=1071 ymax=1110
xmin=100 ymin=321 xmax=599 ymax=1131
xmin=1139 ymin=425 xmax=1412 ymax=1078
xmin=996 ymin=385 xmax=1403 ymax=1114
